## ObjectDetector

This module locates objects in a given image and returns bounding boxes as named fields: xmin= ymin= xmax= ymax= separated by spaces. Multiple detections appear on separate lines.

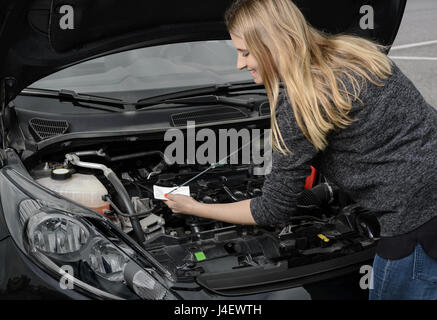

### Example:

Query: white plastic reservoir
xmin=36 ymin=171 xmax=110 ymax=216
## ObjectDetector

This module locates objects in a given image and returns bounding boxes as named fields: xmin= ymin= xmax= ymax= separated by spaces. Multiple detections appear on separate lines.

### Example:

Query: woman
xmin=163 ymin=0 xmax=437 ymax=300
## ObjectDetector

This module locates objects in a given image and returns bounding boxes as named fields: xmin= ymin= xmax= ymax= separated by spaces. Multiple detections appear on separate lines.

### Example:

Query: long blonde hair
xmin=225 ymin=0 xmax=393 ymax=154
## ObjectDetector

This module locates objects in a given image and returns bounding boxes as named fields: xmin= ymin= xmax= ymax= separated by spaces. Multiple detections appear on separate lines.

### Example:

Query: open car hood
xmin=0 ymin=0 xmax=407 ymax=104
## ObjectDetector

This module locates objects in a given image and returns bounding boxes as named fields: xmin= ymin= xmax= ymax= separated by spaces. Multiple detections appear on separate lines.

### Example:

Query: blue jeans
xmin=369 ymin=243 xmax=437 ymax=300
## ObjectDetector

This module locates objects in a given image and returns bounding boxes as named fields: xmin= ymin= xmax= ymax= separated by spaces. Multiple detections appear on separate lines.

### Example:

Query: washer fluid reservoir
xmin=36 ymin=169 xmax=110 ymax=216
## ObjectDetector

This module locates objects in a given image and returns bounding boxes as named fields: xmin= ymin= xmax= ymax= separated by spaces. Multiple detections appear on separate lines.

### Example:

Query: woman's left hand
xmin=163 ymin=194 xmax=200 ymax=215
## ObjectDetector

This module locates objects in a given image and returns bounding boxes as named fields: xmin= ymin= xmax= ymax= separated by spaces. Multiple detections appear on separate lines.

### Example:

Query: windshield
xmin=30 ymin=40 xmax=252 ymax=94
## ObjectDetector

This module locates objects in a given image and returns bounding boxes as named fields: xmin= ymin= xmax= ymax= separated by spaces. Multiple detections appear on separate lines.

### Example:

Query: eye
xmin=242 ymin=51 xmax=250 ymax=57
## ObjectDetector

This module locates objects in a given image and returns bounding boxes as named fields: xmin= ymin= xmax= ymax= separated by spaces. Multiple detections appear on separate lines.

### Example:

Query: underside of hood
xmin=0 ymin=0 xmax=407 ymax=103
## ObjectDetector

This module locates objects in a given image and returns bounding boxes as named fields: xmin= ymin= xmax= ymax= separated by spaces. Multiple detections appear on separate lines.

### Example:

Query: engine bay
xmin=26 ymin=141 xmax=379 ymax=284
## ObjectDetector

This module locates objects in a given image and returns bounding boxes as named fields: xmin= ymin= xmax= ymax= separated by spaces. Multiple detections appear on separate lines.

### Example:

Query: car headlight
xmin=27 ymin=211 xmax=90 ymax=256
xmin=0 ymin=167 xmax=176 ymax=300
xmin=88 ymin=238 xmax=128 ymax=282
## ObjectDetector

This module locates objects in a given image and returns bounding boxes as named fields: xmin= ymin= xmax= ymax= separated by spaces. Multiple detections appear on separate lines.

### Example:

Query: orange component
xmin=93 ymin=203 xmax=110 ymax=216
xmin=304 ymin=166 xmax=317 ymax=189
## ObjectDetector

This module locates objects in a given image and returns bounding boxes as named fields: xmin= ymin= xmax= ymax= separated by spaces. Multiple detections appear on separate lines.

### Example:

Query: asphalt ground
xmin=388 ymin=0 xmax=437 ymax=107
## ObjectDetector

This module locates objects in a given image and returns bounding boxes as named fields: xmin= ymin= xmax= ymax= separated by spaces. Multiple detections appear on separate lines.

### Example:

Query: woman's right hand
xmin=163 ymin=194 xmax=200 ymax=215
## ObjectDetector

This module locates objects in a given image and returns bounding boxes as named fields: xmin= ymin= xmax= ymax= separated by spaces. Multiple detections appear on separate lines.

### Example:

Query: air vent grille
xmin=171 ymin=106 xmax=248 ymax=127
xmin=29 ymin=118 xmax=69 ymax=141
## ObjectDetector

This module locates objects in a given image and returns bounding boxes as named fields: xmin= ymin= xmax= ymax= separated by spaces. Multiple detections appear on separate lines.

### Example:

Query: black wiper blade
xmin=20 ymin=88 xmax=133 ymax=112
xmin=139 ymin=94 xmax=261 ymax=111
xmin=135 ymin=81 xmax=265 ymax=108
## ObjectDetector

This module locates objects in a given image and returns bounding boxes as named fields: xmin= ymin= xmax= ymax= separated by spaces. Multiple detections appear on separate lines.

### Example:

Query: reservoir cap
xmin=51 ymin=168 xmax=72 ymax=180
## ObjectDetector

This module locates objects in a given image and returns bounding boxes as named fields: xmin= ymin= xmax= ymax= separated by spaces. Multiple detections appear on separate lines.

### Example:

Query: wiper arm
xmin=20 ymin=88 xmax=134 ymax=112
xmin=137 ymin=94 xmax=263 ymax=111
xmin=135 ymin=81 xmax=265 ymax=108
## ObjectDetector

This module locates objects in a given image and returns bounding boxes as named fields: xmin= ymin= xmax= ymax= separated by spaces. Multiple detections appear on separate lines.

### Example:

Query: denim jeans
xmin=369 ymin=243 xmax=437 ymax=300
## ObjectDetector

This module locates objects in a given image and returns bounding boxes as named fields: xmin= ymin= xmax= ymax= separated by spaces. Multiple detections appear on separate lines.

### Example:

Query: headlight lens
xmin=0 ymin=167 xmax=175 ymax=300
xmin=88 ymin=238 xmax=128 ymax=282
xmin=27 ymin=211 xmax=90 ymax=256
xmin=124 ymin=263 xmax=168 ymax=300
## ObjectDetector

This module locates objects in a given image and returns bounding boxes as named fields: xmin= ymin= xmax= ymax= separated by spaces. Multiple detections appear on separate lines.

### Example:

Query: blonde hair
xmin=225 ymin=0 xmax=393 ymax=154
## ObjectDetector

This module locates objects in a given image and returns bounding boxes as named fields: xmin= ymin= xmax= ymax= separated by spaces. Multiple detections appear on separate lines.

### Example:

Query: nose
xmin=237 ymin=54 xmax=247 ymax=70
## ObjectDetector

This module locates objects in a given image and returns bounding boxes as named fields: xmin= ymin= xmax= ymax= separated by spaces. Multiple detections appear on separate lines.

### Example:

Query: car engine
xmin=28 ymin=146 xmax=379 ymax=283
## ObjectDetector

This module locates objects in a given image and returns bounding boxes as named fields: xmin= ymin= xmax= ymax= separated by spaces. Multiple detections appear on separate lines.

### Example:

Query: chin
xmin=253 ymin=77 xmax=263 ymax=84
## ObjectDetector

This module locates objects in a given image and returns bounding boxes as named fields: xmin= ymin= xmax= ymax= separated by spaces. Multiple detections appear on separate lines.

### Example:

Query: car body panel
xmin=0 ymin=236 xmax=88 ymax=299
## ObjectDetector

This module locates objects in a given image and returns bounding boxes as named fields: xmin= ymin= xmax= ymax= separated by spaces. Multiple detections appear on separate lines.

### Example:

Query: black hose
xmin=103 ymin=195 xmax=155 ymax=218
xmin=134 ymin=182 xmax=154 ymax=195
xmin=106 ymin=171 xmax=146 ymax=244
xmin=297 ymin=183 xmax=333 ymax=208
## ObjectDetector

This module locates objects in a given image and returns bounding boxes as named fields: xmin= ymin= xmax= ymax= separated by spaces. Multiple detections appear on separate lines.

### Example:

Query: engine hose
xmin=103 ymin=194 xmax=155 ymax=218
xmin=65 ymin=153 xmax=146 ymax=245
xmin=106 ymin=171 xmax=146 ymax=244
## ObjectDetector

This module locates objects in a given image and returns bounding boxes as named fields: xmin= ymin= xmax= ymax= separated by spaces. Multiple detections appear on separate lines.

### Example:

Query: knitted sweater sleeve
xmin=250 ymin=96 xmax=319 ymax=226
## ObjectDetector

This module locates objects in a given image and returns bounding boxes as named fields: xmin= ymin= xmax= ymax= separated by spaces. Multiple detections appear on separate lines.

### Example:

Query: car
xmin=0 ymin=0 xmax=407 ymax=300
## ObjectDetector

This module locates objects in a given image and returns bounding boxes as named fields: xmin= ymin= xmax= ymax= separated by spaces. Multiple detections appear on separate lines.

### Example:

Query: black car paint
xmin=0 ymin=150 xmax=83 ymax=298
xmin=0 ymin=226 xmax=372 ymax=300
xmin=0 ymin=237 xmax=87 ymax=299
xmin=0 ymin=234 xmax=370 ymax=300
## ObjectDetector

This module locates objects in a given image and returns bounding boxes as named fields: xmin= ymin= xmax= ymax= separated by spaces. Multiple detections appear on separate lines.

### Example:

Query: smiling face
xmin=230 ymin=33 xmax=263 ymax=84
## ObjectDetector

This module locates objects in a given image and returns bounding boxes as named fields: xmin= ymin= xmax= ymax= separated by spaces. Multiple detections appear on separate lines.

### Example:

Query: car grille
xmin=170 ymin=106 xmax=248 ymax=127
xmin=29 ymin=118 xmax=69 ymax=141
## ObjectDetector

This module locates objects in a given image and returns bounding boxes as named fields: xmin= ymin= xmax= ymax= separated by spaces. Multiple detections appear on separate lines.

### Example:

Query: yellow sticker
xmin=317 ymin=234 xmax=330 ymax=242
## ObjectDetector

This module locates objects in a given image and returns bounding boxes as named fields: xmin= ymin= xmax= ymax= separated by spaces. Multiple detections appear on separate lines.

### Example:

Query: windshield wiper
xmin=20 ymin=88 xmax=135 ymax=112
xmin=135 ymin=81 xmax=266 ymax=109
xmin=137 ymin=94 xmax=267 ymax=111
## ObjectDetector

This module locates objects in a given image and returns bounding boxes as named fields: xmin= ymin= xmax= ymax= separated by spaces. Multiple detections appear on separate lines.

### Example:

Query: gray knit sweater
xmin=250 ymin=62 xmax=437 ymax=237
